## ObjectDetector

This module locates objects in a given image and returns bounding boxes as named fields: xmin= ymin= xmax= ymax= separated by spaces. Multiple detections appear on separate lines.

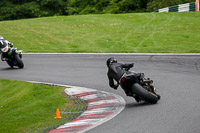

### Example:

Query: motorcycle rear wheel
xmin=132 ymin=83 xmax=158 ymax=104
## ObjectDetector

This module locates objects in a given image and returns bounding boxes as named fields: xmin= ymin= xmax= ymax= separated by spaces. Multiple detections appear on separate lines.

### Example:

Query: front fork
xmin=16 ymin=50 xmax=23 ymax=59
xmin=19 ymin=53 xmax=22 ymax=59
xmin=150 ymin=85 xmax=157 ymax=93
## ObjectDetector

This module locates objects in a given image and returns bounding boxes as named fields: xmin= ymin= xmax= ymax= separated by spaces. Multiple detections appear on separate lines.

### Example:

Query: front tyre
xmin=132 ymin=83 xmax=158 ymax=104
xmin=6 ymin=60 xmax=14 ymax=68
xmin=14 ymin=54 xmax=24 ymax=68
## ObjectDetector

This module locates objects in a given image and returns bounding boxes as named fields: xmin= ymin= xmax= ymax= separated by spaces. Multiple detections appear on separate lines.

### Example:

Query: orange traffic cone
xmin=55 ymin=108 xmax=62 ymax=118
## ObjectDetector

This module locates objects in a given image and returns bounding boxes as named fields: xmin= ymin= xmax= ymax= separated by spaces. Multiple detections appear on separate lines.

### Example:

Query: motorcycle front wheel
xmin=14 ymin=54 xmax=24 ymax=68
xmin=132 ymin=83 xmax=158 ymax=104
xmin=6 ymin=60 xmax=14 ymax=68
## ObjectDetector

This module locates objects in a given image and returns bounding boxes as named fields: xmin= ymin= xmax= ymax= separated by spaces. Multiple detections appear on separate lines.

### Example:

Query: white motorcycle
xmin=0 ymin=41 xmax=24 ymax=68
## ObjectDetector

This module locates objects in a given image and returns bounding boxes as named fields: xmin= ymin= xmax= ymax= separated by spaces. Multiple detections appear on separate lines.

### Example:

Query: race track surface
xmin=0 ymin=54 xmax=200 ymax=133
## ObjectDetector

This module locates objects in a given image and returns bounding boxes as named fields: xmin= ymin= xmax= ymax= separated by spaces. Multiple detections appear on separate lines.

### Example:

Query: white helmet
xmin=0 ymin=36 xmax=4 ymax=41
xmin=0 ymin=40 xmax=9 ymax=52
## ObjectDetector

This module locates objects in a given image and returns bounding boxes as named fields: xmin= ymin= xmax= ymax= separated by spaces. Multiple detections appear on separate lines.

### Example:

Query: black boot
xmin=133 ymin=94 xmax=141 ymax=102
xmin=134 ymin=95 xmax=141 ymax=102
xmin=125 ymin=91 xmax=133 ymax=96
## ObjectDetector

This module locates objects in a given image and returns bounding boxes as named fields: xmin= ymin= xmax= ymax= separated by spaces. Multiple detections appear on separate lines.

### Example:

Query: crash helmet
xmin=106 ymin=57 xmax=117 ymax=67
xmin=0 ymin=40 xmax=9 ymax=52
xmin=0 ymin=36 xmax=4 ymax=41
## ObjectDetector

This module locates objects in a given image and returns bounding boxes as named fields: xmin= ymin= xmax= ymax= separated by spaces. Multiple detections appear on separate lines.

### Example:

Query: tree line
xmin=0 ymin=0 xmax=195 ymax=21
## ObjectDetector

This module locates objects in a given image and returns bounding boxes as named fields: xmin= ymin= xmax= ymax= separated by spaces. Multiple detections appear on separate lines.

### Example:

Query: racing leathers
xmin=0 ymin=40 xmax=13 ymax=61
xmin=107 ymin=62 xmax=134 ymax=89
xmin=107 ymin=62 xmax=144 ymax=96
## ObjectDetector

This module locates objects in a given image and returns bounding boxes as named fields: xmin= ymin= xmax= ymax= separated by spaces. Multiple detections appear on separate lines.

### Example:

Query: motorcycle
xmin=120 ymin=70 xmax=160 ymax=104
xmin=0 ymin=45 xmax=24 ymax=68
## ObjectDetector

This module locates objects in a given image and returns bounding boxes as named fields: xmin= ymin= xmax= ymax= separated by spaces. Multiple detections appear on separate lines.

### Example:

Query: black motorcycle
xmin=0 ymin=44 xmax=24 ymax=68
xmin=120 ymin=70 xmax=160 ymax=104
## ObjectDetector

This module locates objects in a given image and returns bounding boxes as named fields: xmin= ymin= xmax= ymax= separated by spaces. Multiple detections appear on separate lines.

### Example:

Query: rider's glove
xmin=129 ymin=63 xmax=134 ymax=68
xmin=9 ymin=43 xmax=13 ymax=47
xmin=126 ymin=63 xmax=134 ymax=70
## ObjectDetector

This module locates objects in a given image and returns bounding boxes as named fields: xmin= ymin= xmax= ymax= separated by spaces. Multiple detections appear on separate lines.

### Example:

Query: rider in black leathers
xmin=107 ymin=57 xmax=143 ymax=96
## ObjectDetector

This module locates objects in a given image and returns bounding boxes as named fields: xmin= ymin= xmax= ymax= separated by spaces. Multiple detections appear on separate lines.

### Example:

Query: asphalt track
xmin=0 ymin=54 xmax=200 ymax=133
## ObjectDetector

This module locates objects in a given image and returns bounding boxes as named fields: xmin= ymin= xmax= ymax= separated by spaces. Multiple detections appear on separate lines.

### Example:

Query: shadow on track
xmin=126 ymin=102 xmax=155 ymax=108
xmin=0 ymin=67 xmax=22 ymax=71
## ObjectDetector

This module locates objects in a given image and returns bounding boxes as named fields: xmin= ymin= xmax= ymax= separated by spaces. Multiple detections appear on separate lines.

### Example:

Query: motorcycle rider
xmin=107 ymin=57 xmax=160 ymax=102
xmin=0 ymin=36 xmax=14 ymax=61
xmin=107 ymin=57 xmax=143 ymax=97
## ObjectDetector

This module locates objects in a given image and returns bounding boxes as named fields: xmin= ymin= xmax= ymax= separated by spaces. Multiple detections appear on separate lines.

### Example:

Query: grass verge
xmin=0 ymin=79 xmax=87 ymax=133
xmin=0 ymin=12 xmax=200 ymax=53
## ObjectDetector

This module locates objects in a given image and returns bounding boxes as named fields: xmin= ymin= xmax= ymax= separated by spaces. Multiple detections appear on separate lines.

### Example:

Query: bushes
xmin=66 ymin=0 xmax=143 ymax=14
xmin=0 ymin=0 xmax=67 ymax=21
xmin=40 ymin=0 xmax=67 ymax=15
xmin=0 ymin=0 xmax=196 ymax=21
xmin=66 ymin=0 xmax=109 ymax=14
xmin=66 ymin=0 xmax=195 ymax=15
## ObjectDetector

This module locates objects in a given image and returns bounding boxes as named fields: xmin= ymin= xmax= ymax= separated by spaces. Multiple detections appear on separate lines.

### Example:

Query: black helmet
xmin=106 ymin=57 xmax=117 ymax=67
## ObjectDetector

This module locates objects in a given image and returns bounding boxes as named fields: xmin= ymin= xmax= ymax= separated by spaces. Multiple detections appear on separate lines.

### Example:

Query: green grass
xmin=0 ymin=12 xmax=200 ymax=53
xmin=0 ymin=79 xmax=86 ymax=133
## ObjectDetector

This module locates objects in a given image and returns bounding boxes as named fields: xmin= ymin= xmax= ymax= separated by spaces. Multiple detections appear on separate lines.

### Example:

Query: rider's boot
xmin=125 ymin=91 xmax=133 ymax=96
xmin=133 ymin=94 xmax=141 ymax=102
xmin=1 ymin=54 xmax=6 ymax=61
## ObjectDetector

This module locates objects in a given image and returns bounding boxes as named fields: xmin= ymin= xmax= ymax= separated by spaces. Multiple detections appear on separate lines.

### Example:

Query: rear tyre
xmin=132 ymin=83 xmax=158 ymax=104
xmin=14 ymin=54 xmax=24 ymax=68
